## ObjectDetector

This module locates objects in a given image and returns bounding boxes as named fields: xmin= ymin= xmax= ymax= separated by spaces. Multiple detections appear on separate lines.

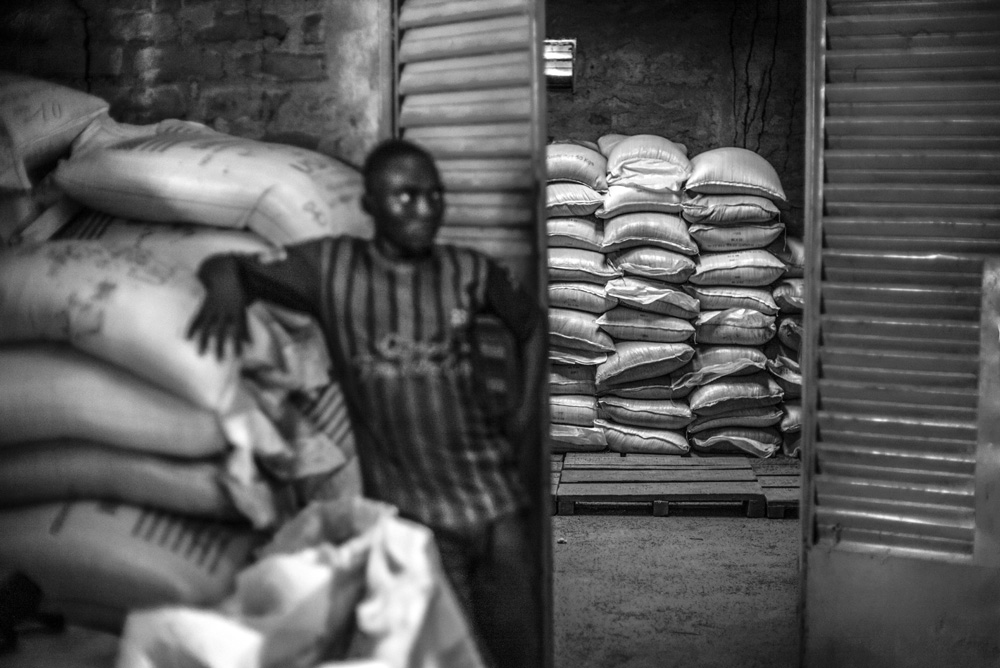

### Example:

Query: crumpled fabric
xmin=221 ymin=304 xmax=357 ymax=529
xmin=115 ymin=498 xmax=485 ymax=668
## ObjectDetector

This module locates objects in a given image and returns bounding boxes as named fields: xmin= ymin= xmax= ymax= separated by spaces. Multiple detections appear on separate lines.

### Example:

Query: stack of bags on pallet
xmin=545 ymin=140 xmax=616 ymax=454
xmin=769 ymin=236 xmax=805 ymax=457
xmin=680 ymin=146 xmax=791 ymax=458
xmin=590 ymin=134 xmax=702 ymax=455
xmin=0 ymin=73 xmax=365 ymax=632
xmin=545 ymin=132 xmax=806 ymax=460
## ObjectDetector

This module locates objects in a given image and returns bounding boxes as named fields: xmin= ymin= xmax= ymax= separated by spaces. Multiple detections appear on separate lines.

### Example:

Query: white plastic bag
xmin=115 ymin=498 xmax=485 ymax=668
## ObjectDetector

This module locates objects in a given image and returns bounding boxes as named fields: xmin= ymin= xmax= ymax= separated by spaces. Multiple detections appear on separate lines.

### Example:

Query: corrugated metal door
xmin=395 ymin=0 xmax=546 ymax=290
xmin=802 ymin=0 xmax=1000 ymax=665
xmin=393 ymin=2 xmax=551 ymax=666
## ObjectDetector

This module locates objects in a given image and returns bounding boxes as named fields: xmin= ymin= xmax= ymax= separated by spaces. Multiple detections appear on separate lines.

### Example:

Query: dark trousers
xmin=434 ymin=510 xmax=541 ymax=668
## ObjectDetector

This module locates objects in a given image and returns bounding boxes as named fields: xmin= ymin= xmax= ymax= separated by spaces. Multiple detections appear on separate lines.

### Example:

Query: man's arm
xmin=187 ymin=240 xmax=327 ymax=360
xmin=481 ymin=261 xmax=545 ymax=441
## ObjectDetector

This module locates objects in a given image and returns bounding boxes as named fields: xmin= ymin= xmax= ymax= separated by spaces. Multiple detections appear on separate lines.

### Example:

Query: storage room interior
xmin=0 ymin=0 xmax=808 ymax=666
xmin=4 ymin=0 xmax=999 ymax=666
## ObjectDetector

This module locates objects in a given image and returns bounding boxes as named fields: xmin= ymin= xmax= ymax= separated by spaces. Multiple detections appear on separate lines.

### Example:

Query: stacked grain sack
xmin=680 ymin=147 xmax=791 ymax=458
xmin=769 ymin=234 xmax=805 ymax=457
xmin=545 ymin=140 xmax=617 ymax=454
xmin=590 ymin=134 xmax=701 ymax=456
xmin=0 ymin=74 xmax=365 ymax=632
xmin=0 ymin=72 xmax=107 ymax=246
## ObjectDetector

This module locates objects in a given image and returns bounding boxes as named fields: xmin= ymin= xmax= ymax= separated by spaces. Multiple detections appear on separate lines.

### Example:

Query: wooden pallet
xmin=551 ymin=454 xmax=564 ymax=514
xmin=751 ymin=457 xmax=802 ymax=519
xmin=555 ymin=452 xmax=766 ymax=518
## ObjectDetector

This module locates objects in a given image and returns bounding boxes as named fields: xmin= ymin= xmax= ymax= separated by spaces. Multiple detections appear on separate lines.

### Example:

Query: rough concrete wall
xmin=0 ymin=0 xmax=390 ymax=167
xmin=546 ymin=0 xmax=806 ymax=235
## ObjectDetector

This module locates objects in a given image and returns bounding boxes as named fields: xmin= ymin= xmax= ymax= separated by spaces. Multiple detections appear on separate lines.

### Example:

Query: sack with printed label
xmin=596 ymin=185 xmax=685 ymax=218
xmin=689 ymin=250 xmax=787 ymax=287
xmin=0 ymin=241 xmax=271 ymax=412
xmin=1 ymin=72 xmax=110 ymax=189
xmin=597 ymin=307 xmax=695 ymax=343
xmin=546 ymin=142 xmax=608 ymax=191
xmin=548 ymin=247 xmax=622 ymax=284
xmin=609 ymin=246 xmax=696 ymax=284
xmin=53 ymin=129 xmax=372 ymax=245
xmin=546 ymin=216 xmax=603 ymax=252
xmin=551 ymin=394 xmax=600 ymax=427
xmin=0 ymin=441 xmax=237 ymax=520
xmin=67 ymin=113 xmax=214 ymax=156
xmin=0 ymin=344 xmax=226 ymax=457
xmin=601 ymin=212 xmax=698 ymax=255
xmin=688 ymin=222 xmax=785 ymax=252
xmin=684 ymin=284 xmax=779 ymax=315
xmin=685 ymin=147 xmax=787 ymax=204
xmin=0 ymin=501 xmax=258 ymax=631
xmin=549 ymin=281 xmax=617 ymax=314
xmin=550 ymin=307 xmax=616 ymax=353
xmin=689 ymin=426 xmax=781 ymax=458
xmin=596 ymin=341 xmax=694 ymax=388
xmin=598 ymin=397 xmax=693 ymax=430
xmin=688 ymin=372 xmax=784 ymax=416
xmin=605 ymin=134 xmax=691 ymax=193
xmin=694 ymin=308 xmax=776 ymax=346
xmin=598 ymin=419 xmax=690 ymax=455
xmin=681 ymin=193 xmax=780 ymax=225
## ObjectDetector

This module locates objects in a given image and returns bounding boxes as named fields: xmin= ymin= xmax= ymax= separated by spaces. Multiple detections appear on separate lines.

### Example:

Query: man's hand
xmin=186 ymin=255 xmax=252 ymax=360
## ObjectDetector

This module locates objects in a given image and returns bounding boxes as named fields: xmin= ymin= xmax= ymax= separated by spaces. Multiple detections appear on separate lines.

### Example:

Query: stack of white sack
xmin=679 ymin=146 xmax=791 ymax=457
xmin=587 ymin=134 xmax=699 ymax=456
xmin=0 ymin=74 xmax=367 ymax=634
xmin=0 ymin=72 xmax=108 ymax=246
xmin=545 ymin=140 xmax=615 ymax=453
xmin=768 ymin=236 xmax=805 ymax=457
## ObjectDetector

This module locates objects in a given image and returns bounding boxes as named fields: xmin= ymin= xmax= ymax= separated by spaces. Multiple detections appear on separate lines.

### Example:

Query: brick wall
xmin=546 ymin=0 xmax=806 ymax=235
xmin=0 ymin=0 xmax=391 ymax=167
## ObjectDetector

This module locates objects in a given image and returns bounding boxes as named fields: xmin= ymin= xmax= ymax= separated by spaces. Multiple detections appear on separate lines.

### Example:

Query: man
xmin=188 ymin=138 xmax=543 ymax=668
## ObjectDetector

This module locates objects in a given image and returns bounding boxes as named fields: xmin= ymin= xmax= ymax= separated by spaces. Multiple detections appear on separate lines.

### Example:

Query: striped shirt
xmin=235 ymin=236 xmax=539 ymax=532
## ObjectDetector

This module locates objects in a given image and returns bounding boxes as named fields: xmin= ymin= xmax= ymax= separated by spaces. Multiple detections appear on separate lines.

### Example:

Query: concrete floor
xmin=553 ymin=513 xmax=802 ymax=668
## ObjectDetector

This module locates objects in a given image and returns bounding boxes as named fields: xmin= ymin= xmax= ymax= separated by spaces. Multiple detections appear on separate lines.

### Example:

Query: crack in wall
xmin=741 ymin=0 xmax=761 ymax=149
xmin=68 ymin=0 xmax=93 ymax=92
xmin=729 ymin=2 xmax=740 ymax=146
xmin=751 ymin=0 xmax=781 ymax=153
xmin=730 ymin=0 xmax=785 ymax=155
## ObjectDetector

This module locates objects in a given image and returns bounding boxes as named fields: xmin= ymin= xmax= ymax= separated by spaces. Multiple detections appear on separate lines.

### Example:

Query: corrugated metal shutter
xmin=394 ymin=0 xmax=546 ymax=414
xmin=806 ymin=0 xmax=1000 ymax=562
xmin=396 ymin=0 xmax=545 ymax=286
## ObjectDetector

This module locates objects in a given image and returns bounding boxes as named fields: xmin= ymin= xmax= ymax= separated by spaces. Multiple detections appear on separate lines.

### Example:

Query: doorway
xmin=544 ymin=1 xmax=807 ymax=666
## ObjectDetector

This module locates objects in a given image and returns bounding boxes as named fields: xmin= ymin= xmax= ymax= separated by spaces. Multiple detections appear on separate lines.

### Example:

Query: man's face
xmin=364 ymin=153 xmax=444 ymax=257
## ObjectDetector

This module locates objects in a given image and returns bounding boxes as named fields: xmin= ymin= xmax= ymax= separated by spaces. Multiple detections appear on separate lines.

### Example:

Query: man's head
xmin=362 ymin=139 xmax=444 ymax=258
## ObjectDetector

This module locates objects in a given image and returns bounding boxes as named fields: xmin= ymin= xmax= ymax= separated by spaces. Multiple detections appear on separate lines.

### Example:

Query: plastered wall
xmin=546 ymin=0 xmax=806 ymax=235
xmin=0 ymin=0 xmax=391 ymax=167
